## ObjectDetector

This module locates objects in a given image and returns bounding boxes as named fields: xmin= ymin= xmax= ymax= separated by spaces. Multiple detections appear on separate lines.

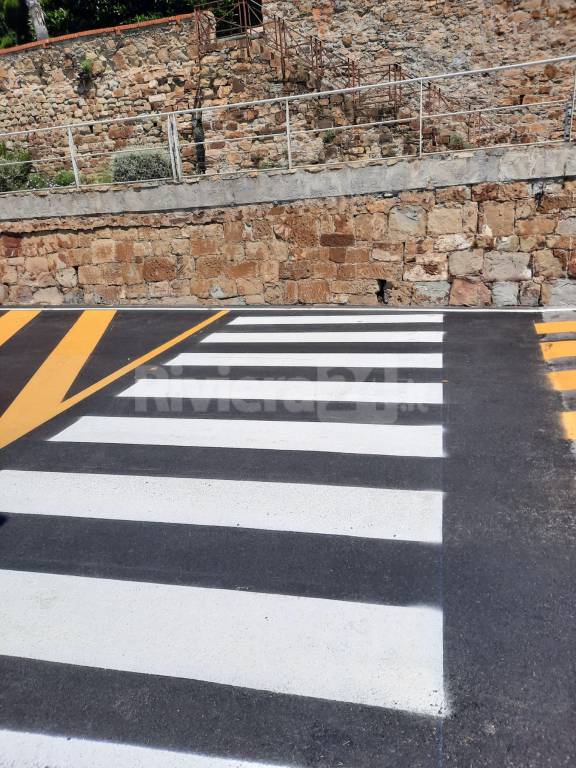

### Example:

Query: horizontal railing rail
xmin=0 ymin=54 xmax=574 ymax=194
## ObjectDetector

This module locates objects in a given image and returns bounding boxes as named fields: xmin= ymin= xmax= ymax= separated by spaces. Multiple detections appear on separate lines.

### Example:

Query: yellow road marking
xmin=0 ymin=310 xmax=116 ymax=450
xmin=548 ymin=369 xmax=576 ymax=392
xmin=535 ymin=321 xmax=576 ymax=335
xmin=0 ymin=309 xmax=228 ymax=450
xmin=0 ymin=310 xmax=40 ymax=348
xmin=561 ymin=412 xmax=576 ymax=440
xmin=540 ymin=340 xmax=576 ymax=361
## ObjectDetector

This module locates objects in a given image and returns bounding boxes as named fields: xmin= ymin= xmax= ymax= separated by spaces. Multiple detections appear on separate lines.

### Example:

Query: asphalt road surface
xmin=0 ymin=307 xmax=574 ymax=768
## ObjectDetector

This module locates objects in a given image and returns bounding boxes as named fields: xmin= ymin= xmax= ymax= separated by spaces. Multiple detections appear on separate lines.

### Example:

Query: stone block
xmin=557 ymin=218 xmax=576 ymax=236
xmin=516 ymin=217 xmax=556 ymax=236
xmin=434 ymin=233 xmax=475 ymax=252
xmin=143 ymin=256 xmax=177 ymax=282
xmin=533 ymin=249 xmax=564 ymax=279
xmin=33 ymin=286 xmax=63 ymax=305
xmin=372 ymin=243 xmax=403 ymax=262
xmin=480 ymin=202 xmax=515 ymax=236
xmin=412 ymin=281 xmax=450 ymax=305
xmin=483 ymin=252 xmax=531 ymax=282
xmin=320 ymin=233 xmax=355 ymax=247
xmin=297 ymin=279 xmax=330 ymax=304
xmin=491 ymin=281 xmax=519 ymax=306
xmin=519 ymin=281 xmax=541 ymax=306
xmin=541 ymin=280 xmax=576 ymax=307
xmin=449 ymin=249 xmax=483 ymax=277
xmin=427 ymin=207 xmax=463 ymax=235
xmin=449 ymin=279 xmax=491 ymax=307
xmin=55 ymin=268 xmax=78 ymax=289
xmin=388 ymin=206 xmax=426 ymax=241
xmin=403 ymin=260 xmax=448 ymax=282
xmin=354 ymin=213 xmax=387 ymax=241
xmin=78 ymin=265 xmax=104 ymax=285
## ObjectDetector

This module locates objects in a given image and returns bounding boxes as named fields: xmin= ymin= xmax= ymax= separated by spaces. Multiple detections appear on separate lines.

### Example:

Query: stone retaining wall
xmin=2 ymin=176 xmax=575 ymax=307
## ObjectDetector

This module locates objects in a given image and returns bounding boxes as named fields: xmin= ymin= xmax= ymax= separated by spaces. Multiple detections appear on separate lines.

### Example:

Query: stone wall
xmin=2 ymin=176 xmax=575 ymax=307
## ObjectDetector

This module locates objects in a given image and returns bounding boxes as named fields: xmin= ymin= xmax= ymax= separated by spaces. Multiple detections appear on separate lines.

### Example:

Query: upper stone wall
xmin=266 ymin=0 xmax=574 ymax=76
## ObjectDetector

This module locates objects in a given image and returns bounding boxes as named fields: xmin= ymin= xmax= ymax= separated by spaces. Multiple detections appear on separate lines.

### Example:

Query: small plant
xmin=322 ymin=129 xmax=336 ymax=145
xmin=53 ymin=169 xmax=76 ymax=187
xmin=78 ymin=57 xmax=95 ymax=93
xmin=112 ymin=151 xmax=173 ymax=183
xmin=0 ymin=142 xmax=32 ymax=192
xmin=27 ymin=172 xmax=49 ymax=189
xmin=448 ymin=132 xmax=465 ymax=150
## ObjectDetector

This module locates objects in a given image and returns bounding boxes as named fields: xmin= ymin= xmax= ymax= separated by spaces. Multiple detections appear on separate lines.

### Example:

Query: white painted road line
xmin=0 ymin=569 xmax=446 ymax=715
xmin=0 ymin=471 xmax=443 ymax=543
xmin=0 ymin=730 xmax=282 ymax=768
xmin=50 ymin=417 xmax=444 ymax=457
xmin=202 ymin=331 xmax=444 ymax=344
xmin=228 ymin=314 xmax=444 ymax=326
xmin=119 ymin=378 xmax=443 ymax=404
xmin=167 ymin=352 xmax=443 ymax=368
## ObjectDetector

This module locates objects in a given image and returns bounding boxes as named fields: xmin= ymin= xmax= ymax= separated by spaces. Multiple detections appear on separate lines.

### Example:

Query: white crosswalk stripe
xmin=0 ymin=471 xmax=443 ymax=543
xmin=51 ymin=416 xmax=444 ymax=457
xmin=119 ymin=378 xmax=444 ymax=404
xmin=0 ymin=569 xmax=445 ymax=715
xmin=167 ymin=351 xmax=443 ymax=368
xmin=0 ymin=730 xmax=283 ymax=768
xmin=0 ymin=310 xmax=448 ymax=763
xmin=228 ymin=313 xmax=444 ymax=325
xmin=202 ymin=330 xmax=444 ymax=344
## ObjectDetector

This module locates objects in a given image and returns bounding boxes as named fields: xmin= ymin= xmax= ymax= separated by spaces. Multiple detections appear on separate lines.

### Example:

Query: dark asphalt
xmin=0 ymin=308 xmax=574 ymax=767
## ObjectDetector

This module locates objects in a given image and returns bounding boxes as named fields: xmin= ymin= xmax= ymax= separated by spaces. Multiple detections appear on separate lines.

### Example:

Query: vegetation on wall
xmin=0 ymin=0 xmax=239 ymax=47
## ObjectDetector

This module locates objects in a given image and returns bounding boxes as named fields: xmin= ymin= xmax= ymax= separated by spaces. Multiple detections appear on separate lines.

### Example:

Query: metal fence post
xmin=285 ymin=99 xmax=293 ymax=169
xmin=167 ymin=114 xmax=183 ymax=182
xmin=418 ymin=80 xmax=424 ymax=157
xmin=569 ymin=64 xmax=576 ymax=143
xmin=66 ymin=126 xmax=81 ymax=188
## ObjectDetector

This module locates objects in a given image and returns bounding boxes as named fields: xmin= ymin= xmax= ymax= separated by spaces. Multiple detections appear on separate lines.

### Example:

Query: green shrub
xmin=322 ymin=129 xmax=336 ymax=144
xmin=112 ymin=151 xmax=172 ymax=183
xmin=0 ymin=142 xmax=32 ymax=192
xmin=27 ymin=172 xmax=50 ymax=189
xmin=53 ymin=169 xmax=76 ymax=187
xmin=79 ymin=58 xmax=94 ymax=76
xmin=448 ymin=132 xmax=465 ymax=150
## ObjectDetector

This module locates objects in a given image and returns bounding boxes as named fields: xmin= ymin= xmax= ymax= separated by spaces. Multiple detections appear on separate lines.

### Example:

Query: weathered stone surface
xmin=388 ymin=206 xmax=426 ymax=241
xmin=541 ymin=280 xmax=576 ymax=307
xmin=483 ymin=252 xmax=531 ymax=282
xmin=434 ymin=233 xmax=474 ymax=252
xmin=427 ymin=207 xmax=463 ymax=235
xmin=491 ymin=281 xmax=519 ymax=307
xmin=412 ymin=281 xmax=450 ymax=305
xmin=449 ymin=279 xmax=491 ymax=307
xmin=448 ymin=249 xmax=483 ymax=277
xmin=532 ymin=249 xmax=564 ymax=279
xmin=480 ymin=202 xmax=515 ymax=236
xmin=557 ymin=218 xmax=576 ymax=236
xmin=519 ymin=280 xmax=541 ymax=306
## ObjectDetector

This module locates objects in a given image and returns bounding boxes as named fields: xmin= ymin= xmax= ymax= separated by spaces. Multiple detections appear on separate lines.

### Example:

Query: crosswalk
xmin=0 ymin=310 xmax=447 ymax=766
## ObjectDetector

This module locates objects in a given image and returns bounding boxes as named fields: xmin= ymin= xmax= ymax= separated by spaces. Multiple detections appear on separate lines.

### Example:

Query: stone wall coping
xmin=0 ymin=11 xmax=201 ymax=58
xmin=1 ymin=144 xmax=574 ymax=223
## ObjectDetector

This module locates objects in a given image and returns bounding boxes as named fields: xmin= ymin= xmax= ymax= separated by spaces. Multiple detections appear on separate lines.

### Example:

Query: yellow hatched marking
xmin=561 ymin=412 xmax=576 ymax=440
xmin=0 ymin=310 xmax=116 ymax=450
xmin=0 ymin=309 xmax=228 ymax=450
xmin=0 ymin=310 xmax=40 ymax=348
xmin=540 ymin=340 xmax=576 ymax=361
xmin=535 ymin=321 xmax=576 ymax=336
xmin=548 ymin=369 xmax=576 ymax=392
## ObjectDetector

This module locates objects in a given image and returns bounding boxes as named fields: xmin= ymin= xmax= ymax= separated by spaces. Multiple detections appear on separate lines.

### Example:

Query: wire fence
xmin=0 ymin=53 xmax=575 ymax=195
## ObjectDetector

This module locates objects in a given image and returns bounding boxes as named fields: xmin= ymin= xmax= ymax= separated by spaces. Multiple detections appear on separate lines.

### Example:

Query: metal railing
xmin=0 ymin=54 xmax=574 ymax=195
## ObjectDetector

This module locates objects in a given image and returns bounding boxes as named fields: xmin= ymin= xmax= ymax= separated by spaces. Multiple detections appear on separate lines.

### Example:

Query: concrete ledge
xmin=1 ymin=144 xmax=575 ymax=222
